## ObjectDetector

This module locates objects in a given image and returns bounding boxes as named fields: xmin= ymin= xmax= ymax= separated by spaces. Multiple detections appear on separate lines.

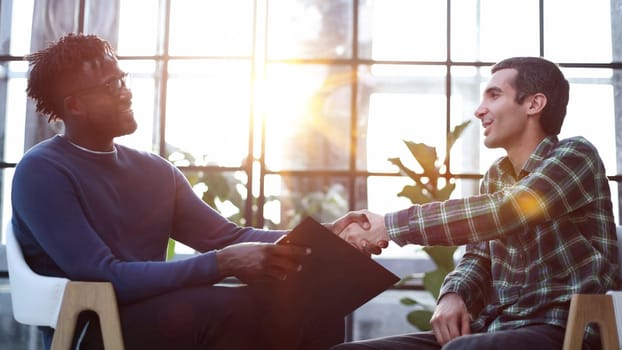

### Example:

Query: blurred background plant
xmin=389 ymin=120 xmax=471 ymax=331
xmin=165 ymin=146 xmax=348 ymax=259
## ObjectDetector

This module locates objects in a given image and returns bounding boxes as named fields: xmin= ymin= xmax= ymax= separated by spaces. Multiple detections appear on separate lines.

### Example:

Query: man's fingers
xmin=432 ymin=324 xmax=449 ymax=346
xmin=327 ymin=211 xmax=370 ymax=234
xmin=461 ymin=311 xmax=472 ymax=336
xmin=363 ymin=241 xmax=382 ymax=255
xmin=272 ymin=243 xmax=311 ymax=257
xmin=262 ymin=244 xmax=310 ymax=274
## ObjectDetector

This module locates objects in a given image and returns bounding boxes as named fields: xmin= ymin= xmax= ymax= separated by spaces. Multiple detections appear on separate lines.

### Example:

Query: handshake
xmin=324 ymin=210 xmax=391 ymax=255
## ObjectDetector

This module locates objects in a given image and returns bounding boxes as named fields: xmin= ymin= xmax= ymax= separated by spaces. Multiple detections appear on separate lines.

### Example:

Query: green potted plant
xmin=388 ymin=120 xmax=471 ymax=331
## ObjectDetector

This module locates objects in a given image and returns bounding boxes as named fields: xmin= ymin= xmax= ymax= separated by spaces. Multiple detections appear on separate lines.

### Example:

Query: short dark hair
xmin=26 ymin=33 xmax=115 ymax=121
xmin=492 ymin=57 xmax=569 ymax=135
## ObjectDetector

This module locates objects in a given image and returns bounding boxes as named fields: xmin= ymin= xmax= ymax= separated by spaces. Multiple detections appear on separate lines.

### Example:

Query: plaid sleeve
xmin=440 ymin=241 xmax=492 ymax=312
xmin=385 ymin=207 xmax=415 ymax=246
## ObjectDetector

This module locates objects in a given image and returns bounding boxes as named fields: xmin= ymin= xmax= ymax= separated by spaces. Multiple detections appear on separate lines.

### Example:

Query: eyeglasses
xmin=70 ymin=73 xmax=129 ymax=97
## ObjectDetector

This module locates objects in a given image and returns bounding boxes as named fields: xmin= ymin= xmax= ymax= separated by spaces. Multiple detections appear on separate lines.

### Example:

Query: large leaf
xmin=406 ymin=309 xmax=433 ymax=331
xmin=400 ymin=297 xmax=419 ymax=306
xmin=404 ymin=141 xmax=438 ymax=176
xmin=435 ymin=182 xmax=456 ymax=201
xmin=388 ymin=157 xmax=422 ymax=183
xmin=423 ymin=246 xmax=458 ymax=270
xmin=398 ymin=184 xmax=432 ymax=205
xmin=442 ymin=120 xmax=473 ymax=166
xmin=390 ymin=119 xmax=473 ymax=331
xmin=447 ymin=120 xmax=472 ymax=151
xmin=423 ymin=267 xmax=452 ymax=299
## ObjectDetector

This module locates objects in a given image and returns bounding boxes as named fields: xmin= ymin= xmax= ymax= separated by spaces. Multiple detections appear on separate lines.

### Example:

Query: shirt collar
xmin=498 ymin=135 xmax=559 ymax=179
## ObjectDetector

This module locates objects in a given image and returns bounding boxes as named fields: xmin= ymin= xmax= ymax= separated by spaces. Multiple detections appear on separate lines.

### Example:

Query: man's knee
xmin=443 ymin=334 xmax=493 ymax=350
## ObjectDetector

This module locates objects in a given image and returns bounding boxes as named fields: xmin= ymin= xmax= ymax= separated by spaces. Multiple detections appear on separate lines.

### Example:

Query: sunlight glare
xmin=262 ymin=65 xmax=329 ymax=169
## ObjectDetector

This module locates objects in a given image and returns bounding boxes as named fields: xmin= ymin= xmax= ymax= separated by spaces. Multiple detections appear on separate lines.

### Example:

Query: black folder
xmin=265 ymin=216 xmax=400 ymax=318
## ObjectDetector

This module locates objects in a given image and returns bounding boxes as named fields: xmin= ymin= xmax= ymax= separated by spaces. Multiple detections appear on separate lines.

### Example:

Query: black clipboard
xmin=263 ymin=216 xmax=400 ymax=318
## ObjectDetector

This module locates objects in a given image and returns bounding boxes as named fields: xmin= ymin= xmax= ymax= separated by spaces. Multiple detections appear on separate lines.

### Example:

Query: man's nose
xmin=119 ymin=88 xmax=132 ymax=101
xmin=474 ymin=104 xmax=486 ymax=119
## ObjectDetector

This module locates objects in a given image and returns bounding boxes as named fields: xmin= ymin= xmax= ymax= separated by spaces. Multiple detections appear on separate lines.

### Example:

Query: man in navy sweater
xmin=12 ymin=33 xmax=361 ymax=350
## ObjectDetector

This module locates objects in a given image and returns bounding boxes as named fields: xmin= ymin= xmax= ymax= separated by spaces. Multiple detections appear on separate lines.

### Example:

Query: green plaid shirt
xmin=386 ymin=135 xmax=619 ymax=342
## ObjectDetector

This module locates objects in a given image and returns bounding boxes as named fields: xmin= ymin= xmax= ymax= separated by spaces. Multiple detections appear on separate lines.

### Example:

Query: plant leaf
xmin=423 ymin=246 xmax=458 ymax=270
xmin=403 ymin=141 xmax=438 ymax=175
xmin=388 ymin=157 xmax=422 ymax=183
xmin=442 ymin=120 xmax=473 ymax=167
xmin=447 ymin=120 xmax=472 ymax=151
xmin=396 ymin=274 xmax=418 ymax=286
xmin=434 ymin=182 xmax=456 ymax=201
xmin=423 ymin=267 xmax=452 ymax=299
xmin=400 ymin=297 xmax=419 ymax=306
xmin=406 ymin=310 xmax=433 ymax=331
xmin=166 ymin=239 xmax=176 ymax=261
xmin=398 ymin=185 xmax=431 ymax=204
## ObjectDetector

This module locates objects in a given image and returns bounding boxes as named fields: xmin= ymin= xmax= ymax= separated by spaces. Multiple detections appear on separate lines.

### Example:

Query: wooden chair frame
xmin=7 ymin=223 xmax=124 ymax=349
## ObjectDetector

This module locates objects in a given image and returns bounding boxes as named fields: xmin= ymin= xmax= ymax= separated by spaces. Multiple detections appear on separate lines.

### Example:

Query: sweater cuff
xmin=202 ymin=250 xmax=222 ymax=283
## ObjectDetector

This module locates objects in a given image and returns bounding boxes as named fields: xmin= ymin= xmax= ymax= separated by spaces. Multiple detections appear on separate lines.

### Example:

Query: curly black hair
xmin=25 ymin=33 xmax=115 ymax=122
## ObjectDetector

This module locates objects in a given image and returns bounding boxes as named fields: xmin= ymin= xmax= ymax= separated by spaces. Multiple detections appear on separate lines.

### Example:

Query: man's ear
xmin=63 ymin=95 xmax=83 ymax=116
xmin=527 ymin=93 xmax=547 ymax=116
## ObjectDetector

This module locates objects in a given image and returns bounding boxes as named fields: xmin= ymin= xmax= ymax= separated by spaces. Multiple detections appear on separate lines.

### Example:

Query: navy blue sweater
xmin=11 ymin=135 xmax=282 ymax=304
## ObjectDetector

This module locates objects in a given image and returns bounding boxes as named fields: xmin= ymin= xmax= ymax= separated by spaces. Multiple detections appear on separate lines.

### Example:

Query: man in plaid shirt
xmin=331 ymin=57 xmax=619 ymax=350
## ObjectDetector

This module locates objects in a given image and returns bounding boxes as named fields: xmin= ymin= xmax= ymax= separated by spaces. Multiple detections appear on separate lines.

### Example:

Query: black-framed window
xmin=0 ymin=0 xmax=621 ymax=258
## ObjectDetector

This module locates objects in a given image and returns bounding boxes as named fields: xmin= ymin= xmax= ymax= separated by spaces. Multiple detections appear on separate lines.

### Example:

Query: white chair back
xmin=617 ymin=226 xmax=622 ymax=281
xmin=6 ymin=222 xmax=69 ymax=328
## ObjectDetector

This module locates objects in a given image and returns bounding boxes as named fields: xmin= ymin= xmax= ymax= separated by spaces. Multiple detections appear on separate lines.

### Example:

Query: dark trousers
xmin=330 ymin=325 xmax=601 ymax=350
xmin=41 ymin=284 xmax=345 ymax=350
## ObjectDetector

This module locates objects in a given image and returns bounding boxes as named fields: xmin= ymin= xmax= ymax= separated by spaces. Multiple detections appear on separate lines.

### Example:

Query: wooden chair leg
xmin=51 ymin=282 xmax=124 ymax=350
xmin=563 ymin=294 xmax=619 ymax=350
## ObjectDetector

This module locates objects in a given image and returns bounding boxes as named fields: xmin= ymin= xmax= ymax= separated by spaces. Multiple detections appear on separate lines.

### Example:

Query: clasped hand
xmin=216 ymin=242 xmax=310 ymax=284
xmin=217 ymin=210 xmax=390 ymax=284
xmin=326 ymin=210 xmax=390 ymax=255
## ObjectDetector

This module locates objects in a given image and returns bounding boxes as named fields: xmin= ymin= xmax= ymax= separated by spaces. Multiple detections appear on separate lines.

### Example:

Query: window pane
xmin=174 ymin=169 xmax=248 ymax=253
xmin=365 ymin=176 xmax=427 ymax=258
xmin=544 ymin=0 xmax=612 ymax=62
xmin=181 ymin=169 xmax=248 ymax=218
xmin=359 ymin=0 xmax=447 ymax=61
xmin=264 ymin=64 xmax=351 ymax=170
xmin=366 ymin=176 xmax=414 ymax=214
xmin=450 ymin=66 xmax=491 ymax=174
xmin=611 ymin=181 xmax=620 ymax=224
xmin=267 ymin=0 xmax=353 ymax=59
xmin=451 ymin=0 xmax=540 ymax=61
xmin=559 ymin=68 xmax=616 ymax=174
xmin=263 ymin=174 xmax=350 ymax=229
xmin=3 ymin=0 xmax=34 ymax=56
xmin=3 ymin=62 xmax=29 ymax=163
xmin=117 ymin=0 xmax=161 ymax=55
xmin=169 ymin=0 xmax=254 ymax=56
xmin=450 ymin=65 xmax=507 ymax=174
xmin=453 ymin=178 xmax=481 ymax=199
xmin=360 ymin=65 xmax=447 ymax=172
xmin=166 ymin=60 xmax=251 ymax=167
xmin=116 ymin=60 xmax=157 ymax=153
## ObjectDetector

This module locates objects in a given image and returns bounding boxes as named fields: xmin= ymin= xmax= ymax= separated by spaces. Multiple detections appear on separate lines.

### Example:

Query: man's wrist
xmin=385 ymin=208 xmax=414 ymax=246
xmin=215 ymin=248 xmax=233 ymax=278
